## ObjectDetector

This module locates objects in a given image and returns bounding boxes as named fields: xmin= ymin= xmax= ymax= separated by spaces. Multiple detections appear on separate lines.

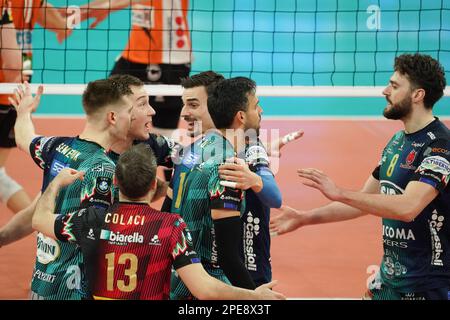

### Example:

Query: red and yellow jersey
xmin=122 ymin=0 xmax=191 ymax=65
xmin=54 ymin=203 xmax=200 ymax=300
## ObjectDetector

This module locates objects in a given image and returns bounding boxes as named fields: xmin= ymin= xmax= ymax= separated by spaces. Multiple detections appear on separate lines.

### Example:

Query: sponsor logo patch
xmin=246 ymin=145 xmax=270 ymax=166
xmin=50 ymin=160 xmax=68 ymax=177
xmin=149 ymin=234 xmax=161 ymax=245
xmin=416 ymin=156 xmax=450 ymax=178
xmin=100 ymin=229 xmax=144 ymax=245
xmin=36 ymin=233 xmax=61 ymax=264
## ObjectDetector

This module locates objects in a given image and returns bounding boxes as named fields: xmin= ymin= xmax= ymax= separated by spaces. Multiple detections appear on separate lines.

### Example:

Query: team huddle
xmin=5 ymin=72 xmax=293 ymax=300
xmin=1 ymin=0 xmax=449 ymax=300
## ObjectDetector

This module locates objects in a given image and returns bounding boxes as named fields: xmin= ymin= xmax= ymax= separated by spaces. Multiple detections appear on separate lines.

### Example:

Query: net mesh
xmin=2 ymin=0 xmax=450 ymax=87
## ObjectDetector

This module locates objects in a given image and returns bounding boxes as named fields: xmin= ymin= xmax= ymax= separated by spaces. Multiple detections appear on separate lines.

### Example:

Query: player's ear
xmin=112 ymin=174 xmax=118 ymax=186
xmin=107 ymin=110 xmax=116 ymax=125
xmin=412 ymin=88 xmax=425 ymax=104
xmin=236 ymin=110 xmax=245 ymax=125
xmin=150 ymin=178 xmax=157 ymax=190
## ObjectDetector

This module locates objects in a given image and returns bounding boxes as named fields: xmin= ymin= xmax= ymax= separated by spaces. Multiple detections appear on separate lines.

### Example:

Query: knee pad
xmin=0 ymin=167 xmax=22 ymax=203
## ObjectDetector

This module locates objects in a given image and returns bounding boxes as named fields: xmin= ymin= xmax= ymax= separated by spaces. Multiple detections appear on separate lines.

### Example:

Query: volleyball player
xmin=170 ymin=77 xmax=267 ymax=299
xmin=163 ymin=71 xmax=302 ymax=289
xmin=270 ymin=54 xmax=450 ymax=300
xmin=107 ymin=73 xmax=178 ymax=202
xmin=9 ymin=79 xmax=134 ymax=299
xmin=0 ymin=74 xmax=171 ymax=248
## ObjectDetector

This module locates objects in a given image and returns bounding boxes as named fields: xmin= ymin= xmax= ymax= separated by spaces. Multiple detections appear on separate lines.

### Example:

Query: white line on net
xmin=2 ymin=83 xmax=449 ymax=97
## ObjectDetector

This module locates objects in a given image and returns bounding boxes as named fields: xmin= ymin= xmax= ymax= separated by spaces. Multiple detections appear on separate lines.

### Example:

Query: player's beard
xmin=245 ymin=116 xmax=261 ymax=136
xmin=383 ymin=95 xmax=413 ymax=120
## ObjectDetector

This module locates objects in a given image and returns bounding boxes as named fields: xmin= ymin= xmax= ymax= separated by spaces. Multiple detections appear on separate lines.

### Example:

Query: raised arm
xmin=8 ymin=82 xmax=43 ymax=153
xmin=36 ymin=2 xmax=73 ymax=43
xmin=267 ymin=130 xmax=304 ymax=157
xmin=79 ymin=0 xmax=148 ymax=28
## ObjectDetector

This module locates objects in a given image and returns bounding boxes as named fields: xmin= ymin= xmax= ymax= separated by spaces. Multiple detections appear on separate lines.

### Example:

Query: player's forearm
xmin=179 ymin=264 xmax=262 ymax=300
xmin=14 ymin=112 xmax=37 ymax=153
xmin=37 ymin=4 xmax=67 ymax=32
xmin=254 ymin=173 xmax=282 ymax=208
xmin=81 ymin=0 xmax=135 ymax=11
xmin=199 ymin=275 xmax=261 ymax=300
xmin=32 ymin=184 xmax=59 ymax=236
xmin=0 ymin=212 xmax=33 ymax=247
xmin=213 ymin=216 xmax=256 ymax=289
xmin=303 ymin=201 xmax=367 ymax=226
xmin=249 ymin=172 xmax=263 ymax=193
xmin=0 ymin=195 xmax=39 ymax=248
xmin=336 ymin=189 xmax=422 ymax=222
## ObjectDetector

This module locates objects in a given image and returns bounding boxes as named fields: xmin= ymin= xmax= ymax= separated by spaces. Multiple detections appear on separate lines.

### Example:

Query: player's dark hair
xmin=180 ymin=70 xmax=225 ymax=89
xmin=82 ymin=78 xmax=133 ymax=115
xmin=116 ymin=144 xmax=157 ymax=199
xmin=207 ymin=77 xmax=256 ymax=129
xmin=394 ymin=53 xmax=446 ymax=109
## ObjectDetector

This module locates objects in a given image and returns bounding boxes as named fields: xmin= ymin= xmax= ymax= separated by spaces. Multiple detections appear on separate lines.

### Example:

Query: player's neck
xmin=119 ymin=190 xmax=154 ymax=204
xmin=110 ymin=139 xmax=133 ymax=155
xmin=403 ymin=108 xmax=435 ymax=134
xmin=79 ymin=122 xmax=119 ymax=151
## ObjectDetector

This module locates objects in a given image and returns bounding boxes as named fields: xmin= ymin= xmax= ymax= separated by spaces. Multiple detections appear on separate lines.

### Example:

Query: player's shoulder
xmin=245 ymin=140 xmax=269 ymax=166
xmin=415 ymin=120 xmax=450 ymax=152
xmin=428 ymin=119 xmax=450 ymax=140
xmin=150 ymin=208 xmax=185 ymax=227
xmin=81 ymin=154 xmax=115 ymax=176
xmin=33 ymin=135 xmax=73 ymax=148
xmin=31 ymin=136 xmax=75 ymax=162
xmin=71 ymin=206 xmax=107 ymax=225
xmin=158 ymin=209 xmax=183 ymax=224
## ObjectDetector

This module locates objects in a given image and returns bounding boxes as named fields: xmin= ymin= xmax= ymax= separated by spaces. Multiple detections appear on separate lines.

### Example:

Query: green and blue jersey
xmin=30 ymin=136 xmax=116 ymax=300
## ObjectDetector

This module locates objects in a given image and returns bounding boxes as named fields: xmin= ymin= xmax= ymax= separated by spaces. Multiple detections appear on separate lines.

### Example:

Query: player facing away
xmin=270 ymin=53 xmax=450 ymax=300
xmin=9 ymin=79 xmax=134 ymax=299
xmin=32 ymin=144 xmax=286 ymax=300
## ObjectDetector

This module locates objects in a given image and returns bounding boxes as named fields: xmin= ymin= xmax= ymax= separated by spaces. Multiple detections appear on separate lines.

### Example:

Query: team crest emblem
xmin=95 ymin=177 xmax=111 ymax=195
